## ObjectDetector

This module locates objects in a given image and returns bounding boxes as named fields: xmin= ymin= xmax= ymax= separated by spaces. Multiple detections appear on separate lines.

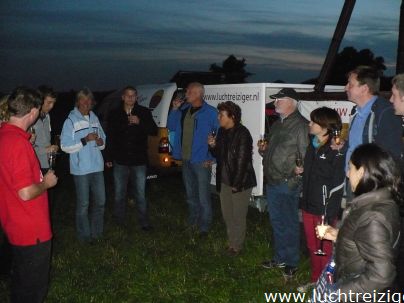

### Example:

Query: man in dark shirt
xmin=106 ymin=86 xmax=157 ymax=230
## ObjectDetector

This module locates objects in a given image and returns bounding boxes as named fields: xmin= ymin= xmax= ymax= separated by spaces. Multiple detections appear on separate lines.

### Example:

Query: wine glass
xmin=315 ymin=185 xmax=328 ymax=256
xmin=48 ymin=151 xmax=56 ymax=170
xmin=93 ymin=126 xmax=99 ymax=148
xmin=295 ymin=151 xmax=303 ymax=178
xmin=211 ymin=127 xmax=216 ymax=138
xmin=332 ymin=127 xmax=343 ymax=156
xmin=314 ymin=215 xmax=327 ymax=256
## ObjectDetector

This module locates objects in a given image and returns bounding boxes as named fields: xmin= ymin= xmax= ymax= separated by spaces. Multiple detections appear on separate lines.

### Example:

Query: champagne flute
xmin=314 ymin=185 xmax=328 ymax=256
xmin=127 ymin=108 xmax=132 ymax=125
xmin=295 ymin=151 xmax=303 ymax=178
xmin=48 ymin=151 xmax=56 ymax=170
xmin=332 ymin=127 xmax=343 ymax=156
xmin=93 ymin=126 xmax=99 ymax=148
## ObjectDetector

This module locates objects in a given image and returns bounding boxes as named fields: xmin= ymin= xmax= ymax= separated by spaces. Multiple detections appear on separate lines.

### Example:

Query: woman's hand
xmin=316 ymin=225 xmax=339 ymax=242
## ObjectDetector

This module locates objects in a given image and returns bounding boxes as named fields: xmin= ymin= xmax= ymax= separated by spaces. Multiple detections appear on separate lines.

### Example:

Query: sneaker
xmin=283 ymin=266 xmax=298 ymax=278
xmin=261 ymin=260 xmax=286 ymax=269
xmin=297 ymin=282 xmax=315 ymax=293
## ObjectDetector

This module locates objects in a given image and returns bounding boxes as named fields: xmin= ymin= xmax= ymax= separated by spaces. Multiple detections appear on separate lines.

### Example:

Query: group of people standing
xmin=0 ymin=65 xmax=403 ymax=302
xmin=255 ymin=66 xmax=404 ymax=300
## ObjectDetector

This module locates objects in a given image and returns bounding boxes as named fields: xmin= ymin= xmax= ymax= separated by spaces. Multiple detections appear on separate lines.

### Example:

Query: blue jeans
xmin=73 ymin=172 xmax=106 ymax=241
xmin=182 ymin=160 xmax=212 ymax=232
xmin=113 ymin=163 xmax=149 ymax=227
xmin=266 ymin=182 xmax=300 ymax=267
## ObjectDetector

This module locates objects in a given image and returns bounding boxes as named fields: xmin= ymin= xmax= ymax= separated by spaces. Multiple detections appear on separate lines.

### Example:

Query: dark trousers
xmin=10 ymin=240 xmax=52 ymax=303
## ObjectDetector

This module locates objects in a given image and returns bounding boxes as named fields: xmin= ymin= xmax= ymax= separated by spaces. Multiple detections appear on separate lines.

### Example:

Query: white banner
xmin=204 ymin=84 xmax=266 ymax=196
xmin=298 ymin=100 xmax=355 ymax=124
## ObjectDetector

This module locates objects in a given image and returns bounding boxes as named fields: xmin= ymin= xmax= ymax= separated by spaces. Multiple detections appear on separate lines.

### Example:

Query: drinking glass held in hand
xmin=295 ymin=151 xmax=304 ymax=178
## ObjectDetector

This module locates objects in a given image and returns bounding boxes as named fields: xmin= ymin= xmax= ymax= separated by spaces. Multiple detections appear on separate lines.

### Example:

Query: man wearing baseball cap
xmin=258 ymin=88 xmax=309 ymax=278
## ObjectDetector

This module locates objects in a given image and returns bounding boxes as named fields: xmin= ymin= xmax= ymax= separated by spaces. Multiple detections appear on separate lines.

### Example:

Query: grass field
xmin=0 ymin=158 xmax=311 ymax=303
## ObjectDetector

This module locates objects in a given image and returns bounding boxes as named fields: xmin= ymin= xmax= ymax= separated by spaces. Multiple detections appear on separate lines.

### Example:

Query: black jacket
xmin=106 ymin=103 xmax=157 ymax=166
xmin=300 ymin=137 xmax=345 ymax=221
xmin=210 ymin=124 xmax=257 ymax=193
xmin=335 ymin=188 xmax=401 ymax=301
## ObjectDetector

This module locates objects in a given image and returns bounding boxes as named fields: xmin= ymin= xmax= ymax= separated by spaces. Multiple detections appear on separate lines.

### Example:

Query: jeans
xmin=220 ymin=184 xmax=252 ymax=250
xmin=73 ymin=172 xmax=106 ymax=241
xmin=113 ymin=163 xmax=149 ymax=227
xmin=266 ymin=181 xmax=300 ymax=267
xmin=182 ymin=160 xmax=212 ymax=232
xmin=11 ymin=240 xmax=51 ymax=303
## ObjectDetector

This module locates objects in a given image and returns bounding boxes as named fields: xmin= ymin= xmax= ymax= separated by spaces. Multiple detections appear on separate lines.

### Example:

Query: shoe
xmin=283 ymin=266 xmax=298 ymax=279
xmin=261 ymin=260 xmax=286 ymax=269
xmin=297 ymin=282 xmax=315 ymax=293
xmin=226 ymin=247 xmax=241 ymax=257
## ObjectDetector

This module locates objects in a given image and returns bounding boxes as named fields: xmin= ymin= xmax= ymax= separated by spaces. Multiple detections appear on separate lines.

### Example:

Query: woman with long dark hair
xmin=316 ymin=143 xmax=402 ymax=300
xmin=208 ymin=101 xmax=256 ymax=255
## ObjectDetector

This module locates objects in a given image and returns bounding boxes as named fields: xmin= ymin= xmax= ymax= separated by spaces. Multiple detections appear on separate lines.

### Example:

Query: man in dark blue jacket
xmin=345 ymin=66 xmax=402 ymax=169
xmin=167 ymin=82 xmax=218 ymax=235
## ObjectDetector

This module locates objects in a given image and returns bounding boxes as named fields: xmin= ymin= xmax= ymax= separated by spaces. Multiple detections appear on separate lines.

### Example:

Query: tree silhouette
xmin=210 ymin=55 xmax=252 ymax=83
xmin=304 ymin=47 xmax=387 ymax=86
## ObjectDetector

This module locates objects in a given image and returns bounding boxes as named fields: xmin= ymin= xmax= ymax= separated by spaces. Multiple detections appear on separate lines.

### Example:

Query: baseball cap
xmin=269 ymin=88 xmax=299 ymax=102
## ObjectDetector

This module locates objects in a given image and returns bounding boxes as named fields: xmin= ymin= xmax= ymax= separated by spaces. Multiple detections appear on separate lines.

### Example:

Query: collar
xmin=350 ymin=188 xmax=392 ymax=211
xmin=0 ymin=122 xmax=30 ymax=139
xmin=356 ymin=96 xmax=377 ymax=118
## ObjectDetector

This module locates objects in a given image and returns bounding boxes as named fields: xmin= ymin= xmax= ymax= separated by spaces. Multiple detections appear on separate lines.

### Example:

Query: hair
xmin=38 ymin=85 xmax=57 ymax=100
xmin=7 ymin=87 xmax=43 ymax=118
xmin=310 ymin=107 xmax=342 ymax=135
xmin=348 ymin=65 xmax=380 ymax=95
xmin=217 ymin=101 xmax=242 ymax=125
xmin=392 ymin=73 xmax=404 ymax=97
xmin=350 ymin=143 xmax=402 ymax=204
xmin=122 ymin=85 xmax=137 ymax=95
xmin=76 ymin=87 xmax=94 ymax=106
xmin=0 ymin=95 xmax=10 ymax=122
xmin=187 ymin=82 xmax=205 ymax=97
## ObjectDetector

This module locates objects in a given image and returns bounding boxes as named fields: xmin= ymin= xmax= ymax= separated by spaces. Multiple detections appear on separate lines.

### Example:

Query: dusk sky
xmin=0 ymin=1 xmax=400 ymax=92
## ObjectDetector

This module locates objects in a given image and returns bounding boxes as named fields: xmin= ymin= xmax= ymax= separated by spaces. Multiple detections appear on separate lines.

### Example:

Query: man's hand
xmin=172 ymin=98 xmax=184 ymax=110
xmin=257 ymin=140 xmax=268 ymax=152
xmin=207 ymin=134 xmax=216 ymax=148
xmin=128 ymin=115 xmax=140 ymax=125
xmin=105 ymin=162 xmax=113 ymax=168
xmin=45 ymin=145 xmax=59 ymax=153
xmin=43 ymin=170 xmax=58 ymax=189
xmin=203 ymin=160 xmax=214 ymax=168
xmin=295 ymin=166 xmax=304 ymax=175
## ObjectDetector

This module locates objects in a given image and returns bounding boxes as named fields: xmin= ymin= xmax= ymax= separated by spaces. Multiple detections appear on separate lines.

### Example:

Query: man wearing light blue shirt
xmin=345 ymin=66 xmax=401 ymax=171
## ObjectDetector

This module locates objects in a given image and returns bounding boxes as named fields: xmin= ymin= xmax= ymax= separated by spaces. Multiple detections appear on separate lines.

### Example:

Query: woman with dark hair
xmin=316 ymin=143 xmax=401 ymax=300
xmin=296 ymin=107 xmax=345 ymax=291
xmin=208 ymin=101 xmax=256 ymax=255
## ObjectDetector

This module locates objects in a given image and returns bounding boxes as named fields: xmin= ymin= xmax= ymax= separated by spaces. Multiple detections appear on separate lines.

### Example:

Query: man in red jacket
xmin=0 ymin=87 xmax=58 ymax=303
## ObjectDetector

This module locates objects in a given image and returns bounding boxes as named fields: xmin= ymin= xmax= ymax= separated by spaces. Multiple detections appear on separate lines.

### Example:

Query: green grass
xmin=0 ymin=165 xmax=311 ymax=303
